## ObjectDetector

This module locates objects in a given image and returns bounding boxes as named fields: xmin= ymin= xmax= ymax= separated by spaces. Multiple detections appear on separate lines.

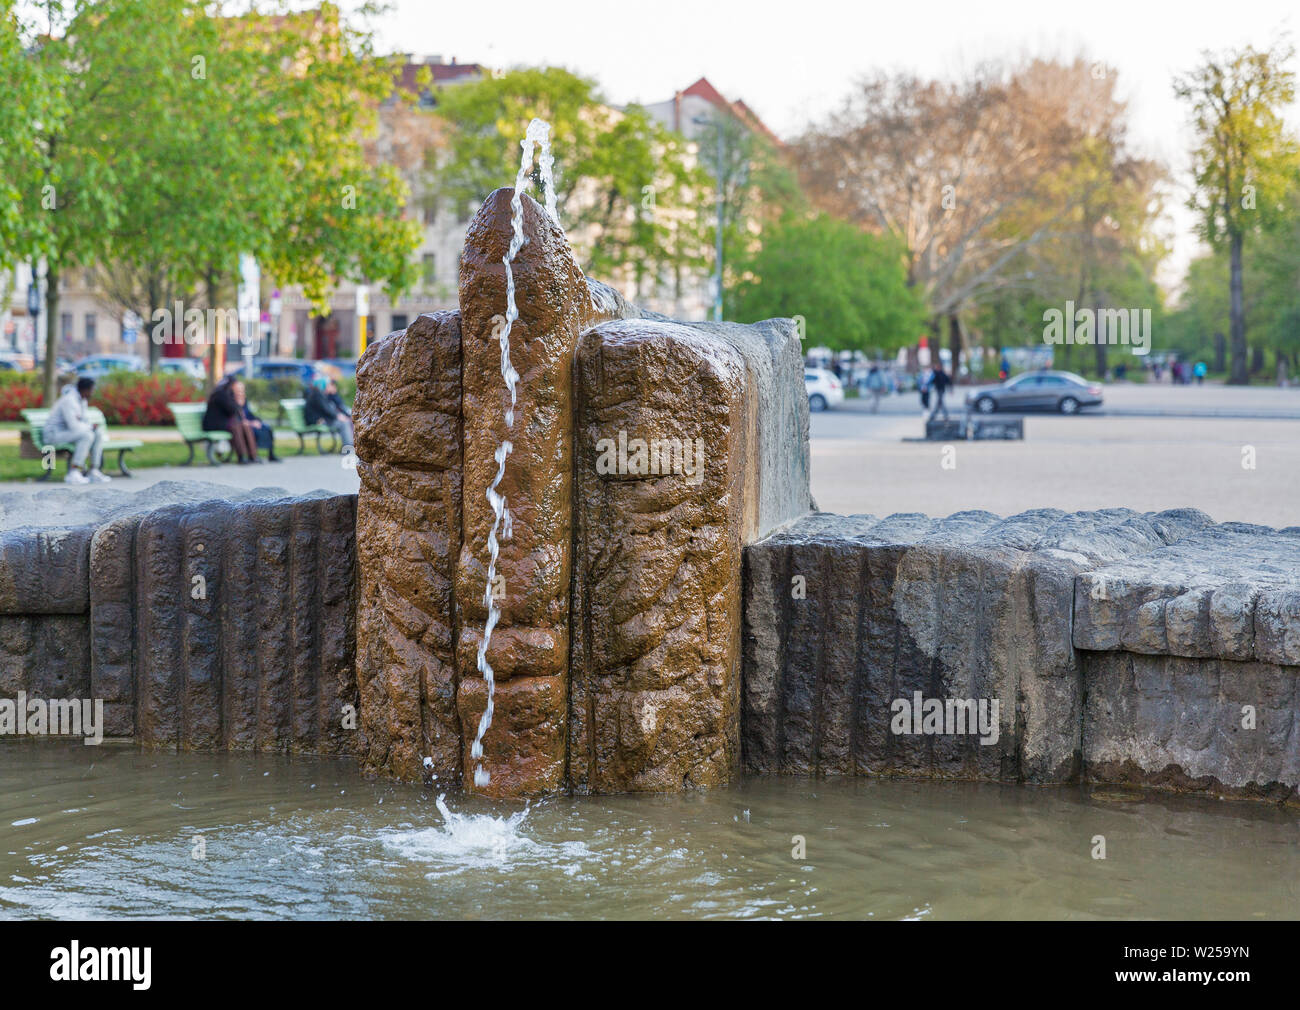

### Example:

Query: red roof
xmin=393 ymin=60 xmax=483 ymax=96
xmin=679 ymin=77 xmax=782 ymax=146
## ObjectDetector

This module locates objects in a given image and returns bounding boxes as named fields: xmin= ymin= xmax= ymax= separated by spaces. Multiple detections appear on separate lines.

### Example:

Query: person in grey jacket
xmin=44 ymin=377 xmax=110 ymax=484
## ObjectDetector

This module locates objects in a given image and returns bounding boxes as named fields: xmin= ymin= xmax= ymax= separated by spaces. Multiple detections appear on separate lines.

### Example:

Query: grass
xmin=0 ymin=425 xmax=341 ymax=481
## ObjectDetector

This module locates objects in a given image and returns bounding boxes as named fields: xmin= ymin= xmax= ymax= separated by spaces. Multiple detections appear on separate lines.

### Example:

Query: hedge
xmin=0 ymin=371 xmax=205 ymax=425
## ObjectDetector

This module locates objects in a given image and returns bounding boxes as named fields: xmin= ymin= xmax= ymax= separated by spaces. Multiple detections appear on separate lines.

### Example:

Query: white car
xmin=805 ymin=368 xmax=844 ymax=412
xmin=159 ymin=357 xmax=208 ymax=381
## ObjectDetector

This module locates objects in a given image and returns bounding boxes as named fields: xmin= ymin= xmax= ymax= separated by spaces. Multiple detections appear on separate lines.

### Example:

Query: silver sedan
xmin=965 ymin=371 xmax=1103 ymax=415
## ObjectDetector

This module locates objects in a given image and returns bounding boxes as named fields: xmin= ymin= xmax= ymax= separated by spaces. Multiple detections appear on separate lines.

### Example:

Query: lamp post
xmin=269 ymin=289 xmax=282 ymax=357
xmin=692 ymin=115 xmax=726 ymax=322
xmin=26 ymin=275 xmax=40 ymax=367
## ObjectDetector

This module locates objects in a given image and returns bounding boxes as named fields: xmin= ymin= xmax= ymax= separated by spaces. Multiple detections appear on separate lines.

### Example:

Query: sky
xmin=375 ymin=0 xmax=1298 ymax=293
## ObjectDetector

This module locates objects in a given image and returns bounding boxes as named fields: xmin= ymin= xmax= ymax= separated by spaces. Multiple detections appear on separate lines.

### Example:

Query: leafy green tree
xmin=6 ymin=0 xmax=421 ymax=392
xmin=1171 ymin=182 xmax=1300 ymax=380
xmin=7 ymin=0 xmax=128 ymax=402
xmin=1174 ymin=39 xmax=1300 ymax=384
xmin=433 ymin=67 xmax=707 ymax=298
xmin=0 ymin=4 xmax=60 ymax=269
xmin=693 ymin=109 xmax=802 ymax=319
xmin=729 ymin=212 xmax=926 ymax=354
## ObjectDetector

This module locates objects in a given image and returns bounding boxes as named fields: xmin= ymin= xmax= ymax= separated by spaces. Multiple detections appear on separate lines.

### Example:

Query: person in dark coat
xmin=232 ymin=379 xmax=280 ymax=462
xmin=303 ymin=377 xmax=354 ymax=450
xmin=204 ymin=374 xmax=259 ymax=463
xmin=928 ymin=364 xmax=952 ymax=421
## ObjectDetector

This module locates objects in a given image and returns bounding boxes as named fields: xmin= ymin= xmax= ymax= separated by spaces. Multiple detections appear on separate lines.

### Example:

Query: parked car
xmin=805 ymin=368 xmax=845 ymax=412
xmin=319 ymin=357 xmax=357 ymax=378
xmin=71 ymin=353 xmax=146 ymax=377
xmin=252 ymin=358 xmax=325 ymax=384
xmin=966 ymin=370 xmax=1103 ymax=415
xmin=158 ymin=357 xmax=207 ymax=381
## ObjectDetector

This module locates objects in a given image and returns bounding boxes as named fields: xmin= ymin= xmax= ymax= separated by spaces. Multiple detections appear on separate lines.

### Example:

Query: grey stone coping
xmin=761 ymin=506 xmax=1214 ymax=562
xmin=1073 ymin=522 xmax=1300 ymax=665
xmin=0 ymin=480 xmax=304 ymax=615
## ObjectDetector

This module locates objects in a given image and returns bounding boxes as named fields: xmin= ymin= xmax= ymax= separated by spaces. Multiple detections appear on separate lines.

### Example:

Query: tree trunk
xmin=947 ymin=313 xmax=961 ymax=381
xmin=1093 ymin=299 xmax=1108 ymax=378
xmin=1228 ymin=231 xmax=1247 ymax=384
xmin=1213 ymin=332 xmax=1226 ymax=373
xmin=42 ymin=263 xmax=59 ymax=406
xmin=205 ymin=272 xmax=221 ymax=392
xmin=1250 ymin=343 xmax=1264 ymax=375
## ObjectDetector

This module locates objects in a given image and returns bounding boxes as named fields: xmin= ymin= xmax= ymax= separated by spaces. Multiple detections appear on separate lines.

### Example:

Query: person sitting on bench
xmin=303 ymin=376 xmax=354 ymax=451
xmin=232 ymin=379 xmax=280 ymax=463
xmin=203 ymin=374 xmax=260 ymax=463
xmin=44 ymin=377 xmax=111 ymax=485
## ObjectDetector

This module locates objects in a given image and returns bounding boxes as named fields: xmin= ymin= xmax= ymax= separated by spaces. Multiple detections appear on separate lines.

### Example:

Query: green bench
xmin=278 ymin=397 xmax=341 ymax=455
xmin=167 ymin=402 xmax=233 ymax=465
xmin=19 ymin=407 xmax=144 ymax=479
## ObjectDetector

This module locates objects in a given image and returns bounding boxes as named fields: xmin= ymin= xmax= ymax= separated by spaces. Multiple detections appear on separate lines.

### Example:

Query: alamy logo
xmin=1042 ymin=301 xmax=1151 ymax=355
xmin=50 ymin=942 xmax=151 ymax=989
xmin=0 ymin=692 xmax=104 ymax=745
xmin=594 ymin=430 xmax=704 ymax=485
xmin=890 ymin=692 xmax=1000 ymax=746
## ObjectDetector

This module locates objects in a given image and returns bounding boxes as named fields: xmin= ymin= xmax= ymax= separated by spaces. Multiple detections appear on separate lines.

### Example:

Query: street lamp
xmin=692 ymin=114 xmax=726 ymax=323
xmin=26 ymin=275 xmax=40 ymax=367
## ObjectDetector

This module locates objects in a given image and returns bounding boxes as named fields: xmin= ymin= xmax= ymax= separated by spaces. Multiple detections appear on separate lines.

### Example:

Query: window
xmin=391 ymin=313 xmax=409 ymax=331
xmin=61 ymin=313 xmax=73 ymax=342
xmin=422 ymin=254 xmax=436 ymax=288
xmin=85 ymin=313 xmax=96 ymax=344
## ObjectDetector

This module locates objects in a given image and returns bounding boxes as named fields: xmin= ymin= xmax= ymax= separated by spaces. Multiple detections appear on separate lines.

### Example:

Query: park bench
xmin=19 ymin=407 xmax=144 ymax=479
xmin=278 ymin=397 xmax=341 ymax=455
xmin=167 ymin=402 xmax=233 ymax=465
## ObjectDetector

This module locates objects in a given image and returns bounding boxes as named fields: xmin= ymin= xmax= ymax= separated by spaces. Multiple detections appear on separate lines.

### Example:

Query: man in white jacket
xmin=44 ymin=377 xmax=111 ymax=484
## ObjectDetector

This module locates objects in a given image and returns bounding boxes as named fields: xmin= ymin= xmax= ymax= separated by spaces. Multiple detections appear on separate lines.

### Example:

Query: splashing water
xmin=470 ymin=118 xmax=561 ymax=788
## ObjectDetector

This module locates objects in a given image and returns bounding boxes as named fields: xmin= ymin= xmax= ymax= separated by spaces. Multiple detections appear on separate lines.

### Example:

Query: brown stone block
xmin=455 ymin=623 xmax=567 ymax=681
xmin=456 ymin=674 xmax=566 ymax=797
xmin=355 ymin=310 xmax=463 ymax=782
xmin=455 ymin=189 xmax=588 ymax=792
xmin=572 ymin=320 xmax=748 ymax=792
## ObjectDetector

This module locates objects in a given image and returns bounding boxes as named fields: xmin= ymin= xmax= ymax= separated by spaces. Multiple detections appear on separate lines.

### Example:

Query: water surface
xmin=1 ymin=743 xmax=1295 ymax=919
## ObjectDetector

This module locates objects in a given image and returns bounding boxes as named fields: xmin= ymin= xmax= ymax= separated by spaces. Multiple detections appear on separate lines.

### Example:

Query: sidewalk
xmin=56 ymin=451 xmax=360 ymax=498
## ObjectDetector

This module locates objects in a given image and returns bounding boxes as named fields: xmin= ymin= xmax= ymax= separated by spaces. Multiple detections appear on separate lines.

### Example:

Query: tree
xmin=729 ymin=212 xmax=926 ymax=354
xmin=5 ymin=0 xmax=422 ymax=395
xmin=1174 ymin=39 xmax=1299 ymax=384
xmin=1171 ymin=180 xmax=1300 ymax=380
xmin=0 ymin=4 xmax=59 ymax=269
xmin=796 ymin=58 xmax=1151 ymax=377
xmin=693 ymin=108 xmax=802 ymax=319
xmin=8 ymin=0 xmax=126 ymax=403
xmin=432 ymin=67 xmax=707 ymax=299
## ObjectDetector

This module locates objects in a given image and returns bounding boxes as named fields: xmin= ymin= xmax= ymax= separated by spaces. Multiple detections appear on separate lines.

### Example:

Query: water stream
xmin=470 ymin=119 xmax=561 ymax=788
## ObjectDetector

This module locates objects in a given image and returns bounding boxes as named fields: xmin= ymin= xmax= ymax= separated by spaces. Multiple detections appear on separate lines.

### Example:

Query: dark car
xmin=966 ymin=370 xmax=1103 ymax=415
xmin=252 ymin=358 xmax=324 ymax=384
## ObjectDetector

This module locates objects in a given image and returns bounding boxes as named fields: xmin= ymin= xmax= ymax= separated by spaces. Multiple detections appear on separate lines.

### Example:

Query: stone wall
xmin=741 ymin=508 xmax=1300 ymax=804
xmin=0 ymin=485 xmax=358 ymax=756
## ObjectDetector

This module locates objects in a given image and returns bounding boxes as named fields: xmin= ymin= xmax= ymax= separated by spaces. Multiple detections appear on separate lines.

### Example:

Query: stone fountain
xmin=352 ymin=187 xmax=812 ymax=796
xmin=1 ymin=186 xmax=1297 ymax=807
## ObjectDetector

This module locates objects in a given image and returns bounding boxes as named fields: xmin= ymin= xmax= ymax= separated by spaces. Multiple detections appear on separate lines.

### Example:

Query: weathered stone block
xmin=456 ymin=675 xmax=565 ymax=797
xmin=354 ymin=310 xmax=464 ymax=782
xmin=572 ymin=321 xmax=753 ymax=792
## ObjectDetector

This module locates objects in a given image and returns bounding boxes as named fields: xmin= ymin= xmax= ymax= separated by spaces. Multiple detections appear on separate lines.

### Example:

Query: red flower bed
xmin=0 ymin=375 xmax=43 ymax=421
xmin=94 ymin=373 xmax=205 ymax=426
